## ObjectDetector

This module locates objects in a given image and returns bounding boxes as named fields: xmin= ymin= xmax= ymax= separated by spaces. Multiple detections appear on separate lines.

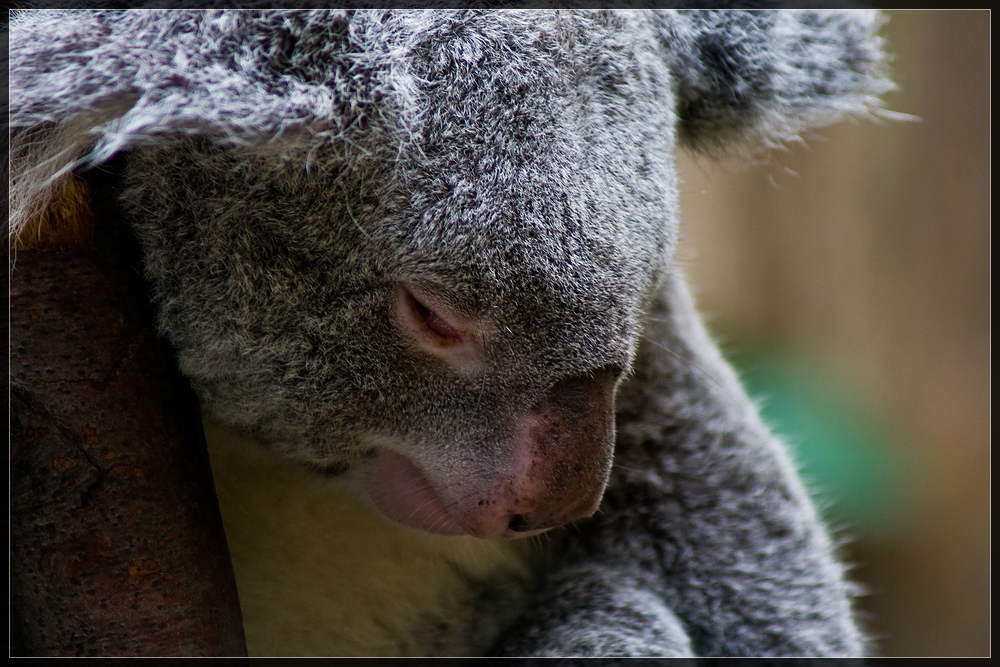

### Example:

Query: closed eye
xmin=404 ymin=288 xmax=463 ymax=345
xmin=394 ymin=284 xmax=487 ymax=374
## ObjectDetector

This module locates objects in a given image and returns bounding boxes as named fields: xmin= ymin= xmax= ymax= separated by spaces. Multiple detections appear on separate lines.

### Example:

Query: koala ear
xmin=651 ymin=9 xmax=893 ymax=155
xmin=7 ymin=9 xmax=416 ymax=237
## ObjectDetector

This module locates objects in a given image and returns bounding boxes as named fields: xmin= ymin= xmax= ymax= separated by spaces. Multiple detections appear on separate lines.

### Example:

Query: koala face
xmin=119 ymin=12 xmax=678 ymax=539
xmin=12 ymin=7 xmax=888 ymax=547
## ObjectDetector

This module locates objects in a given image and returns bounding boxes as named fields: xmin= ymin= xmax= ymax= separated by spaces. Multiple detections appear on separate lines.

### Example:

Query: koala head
xmin=9 ymin=9 xmax=890 ymax=539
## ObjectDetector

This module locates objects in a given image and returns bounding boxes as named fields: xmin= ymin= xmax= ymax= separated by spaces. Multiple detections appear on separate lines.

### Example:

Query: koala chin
xmin=10 ymin=7 xmax=893 ymax=658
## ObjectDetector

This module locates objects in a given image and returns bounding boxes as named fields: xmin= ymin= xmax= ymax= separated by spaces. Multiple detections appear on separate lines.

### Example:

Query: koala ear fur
xmin=652 ymin=9 xmax=894 ymax=156
xmin=7 ymin=9 xmax=419 ymax=238
xmin=8 ymin=8 xmax=894 ymax=238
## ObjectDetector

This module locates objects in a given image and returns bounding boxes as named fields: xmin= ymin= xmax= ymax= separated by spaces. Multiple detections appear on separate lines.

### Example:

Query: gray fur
xmin=9 ymin=8 xmax=890 ymax=657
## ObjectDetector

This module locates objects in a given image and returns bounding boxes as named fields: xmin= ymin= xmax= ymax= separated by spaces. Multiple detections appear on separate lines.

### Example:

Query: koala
xmin=8 ymin=7 xmax=892 ymax=658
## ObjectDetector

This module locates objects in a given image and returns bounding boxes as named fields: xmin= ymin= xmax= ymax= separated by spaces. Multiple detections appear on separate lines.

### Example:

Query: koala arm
xmin=489 ymin=561 xmax=693 ymax=657
xmin=491 ymin=272 xmax=863 ymax=657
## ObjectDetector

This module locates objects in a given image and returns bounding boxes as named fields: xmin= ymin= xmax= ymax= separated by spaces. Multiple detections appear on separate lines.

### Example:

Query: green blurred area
xmin=676 ymin=11 xmax=989 ymax=653
xmin=730 ymin=350 xmax=922 ymax=542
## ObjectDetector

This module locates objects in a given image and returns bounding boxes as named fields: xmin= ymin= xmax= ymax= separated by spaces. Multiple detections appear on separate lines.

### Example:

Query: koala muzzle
xmin=464 ymin=368 xmax=618 ymax=538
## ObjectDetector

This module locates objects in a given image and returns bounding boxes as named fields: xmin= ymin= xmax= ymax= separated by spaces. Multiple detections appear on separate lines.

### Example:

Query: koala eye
xmin=406 ymin=290 xmax=463 ymax=345
xmin=394 ymin=284 xmax=486 ymax=372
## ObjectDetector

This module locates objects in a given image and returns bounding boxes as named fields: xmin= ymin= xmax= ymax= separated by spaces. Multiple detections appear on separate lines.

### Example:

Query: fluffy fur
xmin=9 ymin=8 xmax=892 ymax=657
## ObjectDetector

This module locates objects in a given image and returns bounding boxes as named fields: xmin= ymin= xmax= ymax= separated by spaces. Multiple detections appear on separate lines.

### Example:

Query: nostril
xmin=507 ymin=514 xmax=531 ymax=532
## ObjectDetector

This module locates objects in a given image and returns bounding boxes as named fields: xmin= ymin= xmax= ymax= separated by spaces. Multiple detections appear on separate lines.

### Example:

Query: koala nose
xmin=506 ymin=488 xmax=606 ymax=535
xmin=466 ymin=369 xmax=618 ymax=539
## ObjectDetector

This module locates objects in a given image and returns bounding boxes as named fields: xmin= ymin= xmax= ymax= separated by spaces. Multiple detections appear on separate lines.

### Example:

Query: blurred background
xmin=674 ymin=11 xmax=989 ymax=657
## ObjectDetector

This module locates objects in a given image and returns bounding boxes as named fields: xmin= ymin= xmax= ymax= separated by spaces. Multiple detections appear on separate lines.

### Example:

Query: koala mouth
xmin=360 ymin=439 xmax=561 ymax=540
xmin=363 ymin=449 xmax=468 ymax=537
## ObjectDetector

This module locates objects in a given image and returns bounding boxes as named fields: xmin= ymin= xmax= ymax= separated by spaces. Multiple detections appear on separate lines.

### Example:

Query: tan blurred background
xmin=674 ymin=10 xmax=989 ymax=657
